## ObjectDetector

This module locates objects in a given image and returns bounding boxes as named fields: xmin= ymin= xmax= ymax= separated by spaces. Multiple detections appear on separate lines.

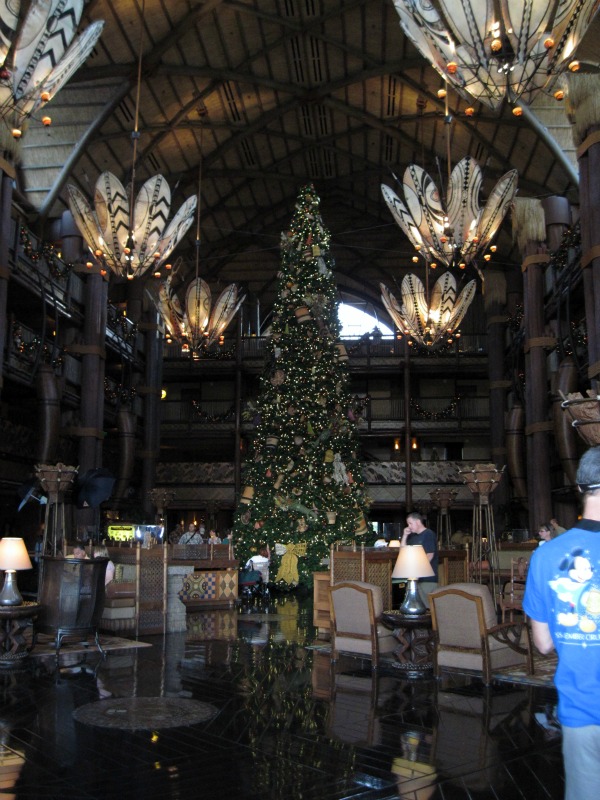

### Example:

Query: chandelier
xmin=156 ymin=267 xmax=245 ymax=352
xmin=67 ymin=172 xmax=197 ymax=280
xmin=382 ymin=156 xmax=518 ymax=274
xmin=0 ymin=2 xmax=104 ymax=144
xmin=153 ymin=120 xmax=245 ymax=353
xmin=391 ymin=0 xmax=596 ymax=109
xmin=65 ymin=2 xmax=196 ymax=281
xmin=381 ymin=270 xmax=475 ymax=347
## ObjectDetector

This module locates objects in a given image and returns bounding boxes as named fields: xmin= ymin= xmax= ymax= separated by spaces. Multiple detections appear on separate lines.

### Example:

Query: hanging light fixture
xmin=0 ymin=4 xmax=104 ymax=149
xmin=381 ymin=272 xmax=475 ymax=348
xmin=379 ymin=90 xmax=509 ymax=348
xmin=391 ymin=0 xmax=596 ymax=110
xmin=152 ymin=118 xmax=245 ymax=353
xmin=66 ymin=1 xmax=195 ymax=281
xmin=381 ymin=92 xmax=518 ymax=276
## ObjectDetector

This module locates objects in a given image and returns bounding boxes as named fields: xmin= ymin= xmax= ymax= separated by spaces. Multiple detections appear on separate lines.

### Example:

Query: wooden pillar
xmin=139 ymin=309 xmax=164 ymax=518
xmin=543 ymin=196 xmax=578 ymax=519
xmin=0 ymin=162 xmax=16 ymax=399
xmin=514 ymin=199 xmax=553 ymax=534
xmin=62 ymin=211 xmax=108 ymax=477
xmin=567 ymin=75 xmax=600 ymax=390
xmin=484 ymin=270 xmax=510 ymax=519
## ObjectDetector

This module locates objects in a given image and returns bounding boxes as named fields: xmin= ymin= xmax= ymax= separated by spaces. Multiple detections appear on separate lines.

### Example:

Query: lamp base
xmin=398 ymin=578 xmax=427 ymax=616
xmin=0 ymin=571 xmax=23 ymax=606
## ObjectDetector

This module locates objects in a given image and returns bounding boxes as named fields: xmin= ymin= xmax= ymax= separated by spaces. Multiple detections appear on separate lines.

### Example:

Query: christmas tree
xmin=233 ymin=184 xmax=370 ymax=587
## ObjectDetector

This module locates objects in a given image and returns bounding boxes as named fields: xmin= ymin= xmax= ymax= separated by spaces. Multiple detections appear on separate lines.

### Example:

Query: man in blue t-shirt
xmin=400 ymin=511 xmax=438 ymax=607
xmin=524 ymin=446 xmax=600 ymax=800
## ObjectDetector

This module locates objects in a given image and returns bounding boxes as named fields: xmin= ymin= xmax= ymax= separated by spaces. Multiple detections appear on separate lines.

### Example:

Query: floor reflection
xmin=0 ymin=595 xmax=564 ymax=799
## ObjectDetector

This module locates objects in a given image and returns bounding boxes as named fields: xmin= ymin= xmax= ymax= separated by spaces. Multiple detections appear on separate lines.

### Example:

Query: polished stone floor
xmin=1 ymin=594 xmax=563 ymax=800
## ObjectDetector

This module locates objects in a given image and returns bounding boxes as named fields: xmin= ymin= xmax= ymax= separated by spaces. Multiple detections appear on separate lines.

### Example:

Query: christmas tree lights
xmin=232 ymin=185 xmax=370 ymax=587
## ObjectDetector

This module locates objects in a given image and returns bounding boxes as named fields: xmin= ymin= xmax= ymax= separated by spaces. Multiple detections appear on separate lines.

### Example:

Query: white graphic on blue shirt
xmin=548 ymin=548 xmax=600 ymax=641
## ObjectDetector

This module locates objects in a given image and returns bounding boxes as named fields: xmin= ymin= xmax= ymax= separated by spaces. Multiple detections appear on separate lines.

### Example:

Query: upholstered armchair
xmin=429 ymin=582 xmax=533 ymax=685
xmin=329 ymin=580 xmax=396 ymax=668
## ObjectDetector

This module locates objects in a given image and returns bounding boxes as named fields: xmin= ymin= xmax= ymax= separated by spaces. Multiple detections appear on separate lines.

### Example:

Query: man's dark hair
xmin=576 ymin=447 xmax=600 ymax=493
xmin=406 ymin=511 xmax=423 ymax=523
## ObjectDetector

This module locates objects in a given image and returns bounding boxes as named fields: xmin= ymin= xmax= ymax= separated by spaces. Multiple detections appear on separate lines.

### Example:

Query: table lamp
xmin=392 ymin=544 xmax=434 ymax=616
xmin=0 ymin=537 xmax=32 ymax=606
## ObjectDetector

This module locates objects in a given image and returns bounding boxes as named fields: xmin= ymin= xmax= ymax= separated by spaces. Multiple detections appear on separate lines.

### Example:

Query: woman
xmin=538 ymin=523 xmax=557 ymax=546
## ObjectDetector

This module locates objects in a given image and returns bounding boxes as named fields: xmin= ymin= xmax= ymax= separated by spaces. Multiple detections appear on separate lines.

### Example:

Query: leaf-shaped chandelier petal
xmin=391 ymin=0 xmax=596 ymax=109
xmin=382 ymin=157 xmax=518 ymax=272
xmin=381 ymin=271 xmax=476 ymax=347
xmin=67 ymin=172 xmax=197 ymax=280
xmin=0 ymin=1 xmax=104 ymax=142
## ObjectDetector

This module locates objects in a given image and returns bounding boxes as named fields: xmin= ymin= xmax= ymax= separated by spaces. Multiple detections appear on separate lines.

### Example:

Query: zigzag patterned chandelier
xmin=0 ymin=0 xmax=104 ymax=146
xmin=380 ymin=90 xmax=516 ymax=348
xmin=381 ymin=271 xmax=476 ymax=347
xmin=391 ymin=0 xmax=597 ymax=110
xmin=382 ymin=156 xmax=518 ymax=275
xmin=65 ymin=0 xmax=195 ymax=281
xmin=67 ymin=172 xmax=197 ymax=280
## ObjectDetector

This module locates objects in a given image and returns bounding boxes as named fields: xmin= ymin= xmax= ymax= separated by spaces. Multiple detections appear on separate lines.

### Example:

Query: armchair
xmin=329 ymin=581 xmax=396 ymax=668
xmin=429 ymin=583 xmax=533 ymax=685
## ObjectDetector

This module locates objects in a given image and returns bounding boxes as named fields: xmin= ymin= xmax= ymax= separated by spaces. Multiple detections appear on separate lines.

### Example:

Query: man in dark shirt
xmin=400 ymin=511 xmax=438 ymax=607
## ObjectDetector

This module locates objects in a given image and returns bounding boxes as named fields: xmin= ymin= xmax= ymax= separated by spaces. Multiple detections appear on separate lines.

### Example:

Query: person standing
xmin=400 ymin=511 xmax=438 ymax=606
xmin=179 ymin=523 xmax=202 ymax=545
xmin=524 ymin=446 xmax=600 ymax=800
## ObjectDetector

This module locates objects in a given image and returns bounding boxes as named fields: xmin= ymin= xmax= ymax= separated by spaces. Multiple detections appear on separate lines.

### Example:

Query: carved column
xmin=484 ymin=269 xmax=510 ymax=518
xmin=62 ymin=212 xmax=108 ymax=477
xmin=513 ymin=198 xmax=553 ymax=533
xmin=567 ymin=75 xmax=600 ymax=390
xmin=139 ymin=308 xmax=164 ymax=518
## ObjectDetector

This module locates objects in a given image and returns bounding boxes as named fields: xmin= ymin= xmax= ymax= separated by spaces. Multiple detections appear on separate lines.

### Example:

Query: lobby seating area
xmin=0 ymin=593 xmax=563 ymax=800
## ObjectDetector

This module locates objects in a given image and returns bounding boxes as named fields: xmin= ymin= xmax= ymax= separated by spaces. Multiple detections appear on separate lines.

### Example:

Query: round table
xmin=381 ymin=610 xmax=435 ymax=677
xmin=0 ymin=601 xmax=40 ymax=667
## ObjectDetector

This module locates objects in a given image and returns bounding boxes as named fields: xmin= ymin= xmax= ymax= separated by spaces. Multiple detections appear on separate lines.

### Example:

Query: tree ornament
xmin=332 ymin=453 xmax=349 ymax=485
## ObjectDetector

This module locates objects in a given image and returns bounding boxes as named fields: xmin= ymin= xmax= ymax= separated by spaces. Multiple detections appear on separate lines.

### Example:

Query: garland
xmin=104 ymin=378 xmax=137 ymax=407
xmin=12 ymin=321 xmax=64 ymax=367
xmin=194 ymin=342 xmax=237 ymax=360
xmin=191 ymin=402 xmax=236 ymax=423
xmin=410 ymin=394 xmax=462 ymax=420
xmin=106 ymin=307 xmax=138 ymax=343
xmin=20 ymin=227 xmax=73 ymax=281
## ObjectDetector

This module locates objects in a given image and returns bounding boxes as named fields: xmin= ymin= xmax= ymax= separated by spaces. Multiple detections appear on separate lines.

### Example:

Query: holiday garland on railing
xmin=11 ymin=322 xmax=64 ymax=368
xmin=104 ymin=378 xmax=137 ymax=407
xmin=106 ymin=307 xmax=138 ymax=343
xmin=195 ymin=342 xmax=237 ymax=360
xmin=191 ymin=402 xmax=236 ymax=423
xmin=19 ymin=227 xmax=73 ymax=281
xmin=409 ymin=395 xmax=462 ymax=420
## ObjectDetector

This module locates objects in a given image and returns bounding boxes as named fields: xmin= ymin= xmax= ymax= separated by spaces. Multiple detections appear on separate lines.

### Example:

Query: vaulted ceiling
xmin=12 ymin=0 xmax=599 ymax=325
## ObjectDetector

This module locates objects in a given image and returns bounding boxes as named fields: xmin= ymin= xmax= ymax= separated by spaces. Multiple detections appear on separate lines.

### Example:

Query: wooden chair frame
xmin=329 ymin=581 xmax=382 ymax=669
xmin=430 ymin=586 xmax=534 ymax=685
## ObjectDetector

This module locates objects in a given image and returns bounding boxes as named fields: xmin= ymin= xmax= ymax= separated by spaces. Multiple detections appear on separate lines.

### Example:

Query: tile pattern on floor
xmin=0 ymin=594 xmax=563 ymax=799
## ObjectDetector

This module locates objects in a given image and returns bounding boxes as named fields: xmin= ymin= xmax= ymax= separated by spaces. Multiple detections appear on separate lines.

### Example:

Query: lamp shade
xmin=0 ymin=538 xmax=32 ymax=571
xmin=392 ymin=545 xmax=434 ymax=580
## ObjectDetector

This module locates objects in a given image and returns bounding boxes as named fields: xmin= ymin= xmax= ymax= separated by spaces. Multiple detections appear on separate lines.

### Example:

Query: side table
xmin=0 ymin=601 xmax=40 ymax=667
xmin=381 ymin=610 xmax=435 ymax=677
